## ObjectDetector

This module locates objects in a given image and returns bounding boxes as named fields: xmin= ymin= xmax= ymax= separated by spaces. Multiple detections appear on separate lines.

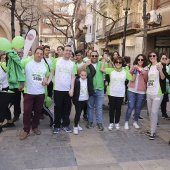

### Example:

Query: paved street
xmin=0 ymin=96 xmax=170 ymax=170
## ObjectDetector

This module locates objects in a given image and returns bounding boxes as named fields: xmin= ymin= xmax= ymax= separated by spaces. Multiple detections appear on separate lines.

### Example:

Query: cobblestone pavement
xmin=0 ymin=96 xmax=169 ymax=170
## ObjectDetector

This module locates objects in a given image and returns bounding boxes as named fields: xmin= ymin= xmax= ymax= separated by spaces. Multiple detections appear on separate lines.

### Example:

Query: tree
xmin=91 ymin=0 xmax=123 ymax=48
xmin=1 ymin=0 xmax=42 ymax=38
xmin=42 ymin=0 xmax=80 ymax=51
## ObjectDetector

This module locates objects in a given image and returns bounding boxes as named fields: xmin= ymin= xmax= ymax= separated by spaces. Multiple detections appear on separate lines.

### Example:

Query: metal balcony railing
xmin=96 ymin=13 xmax=142 ymax=39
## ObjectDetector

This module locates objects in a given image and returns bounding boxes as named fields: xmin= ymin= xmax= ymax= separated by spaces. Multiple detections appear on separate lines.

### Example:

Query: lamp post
xmin=83 ymin=25 xmax=88 ymax=55
xmin=122 ymin=0 xmax=131 ymax=57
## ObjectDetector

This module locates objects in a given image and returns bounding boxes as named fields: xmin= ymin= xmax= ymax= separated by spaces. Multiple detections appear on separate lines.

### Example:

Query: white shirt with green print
xmin=106 ymin=68 xmax=132 ymax=97
xmin=79 ymin=78 xmax=89 ymax=101
xmin=147 ymin=65 xmax=161 ymax=95
xmin=51 ymin=57 xmax=77 ymax=91
xmin=22 ymin=59 xmax=49 ymax=94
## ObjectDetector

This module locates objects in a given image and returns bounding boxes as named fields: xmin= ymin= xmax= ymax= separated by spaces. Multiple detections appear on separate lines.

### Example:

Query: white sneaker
xmin=124 ymin=122 xmax=129 ymax=130
xmin=133 ymin=122 xmax=140 ymax=129
xmin=78 ymin=124 xmax=82 ymax=131
xmin=108 ymin=123 xmax=114 ymax=131
xmin=115 ymin=123 xmax=120 ymax=130
xmin=73 ymin=127 xmax=78 ymax=135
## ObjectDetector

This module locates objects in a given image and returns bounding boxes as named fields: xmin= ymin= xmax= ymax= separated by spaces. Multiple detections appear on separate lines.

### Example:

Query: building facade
xmin=40 ymin=0 xmax=73 ymax=49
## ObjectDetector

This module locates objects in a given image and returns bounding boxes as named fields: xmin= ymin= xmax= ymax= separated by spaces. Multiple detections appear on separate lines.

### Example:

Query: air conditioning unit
xmin=146 ymin=10 xmax=162 ymax=26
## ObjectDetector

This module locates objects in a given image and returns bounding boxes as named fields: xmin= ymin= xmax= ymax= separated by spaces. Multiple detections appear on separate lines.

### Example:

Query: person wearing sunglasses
xmin=159 ymin=53 xmax=170 ymax=120
xmin=145 ymin=50 xmax=167 ymax=140
xmin=124 ymin=54 xmax=148 ymax=130
xmin=100 ymin=56 xmax=133 ymax=130
xmin=80 ymin=50 xmax=105 ymax=131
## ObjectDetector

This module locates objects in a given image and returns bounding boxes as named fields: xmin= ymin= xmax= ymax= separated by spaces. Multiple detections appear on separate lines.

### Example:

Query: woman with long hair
xmin=124 ymin=54 xmax=148 ymax=130
xmin=145 ymin=50 xmax=166 ymax=140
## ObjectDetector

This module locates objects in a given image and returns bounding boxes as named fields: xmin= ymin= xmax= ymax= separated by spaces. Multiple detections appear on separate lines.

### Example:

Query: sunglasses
xmin=91 ymin=55 xmax=98 ymax=58
xmin=115 ymin=61 xmax=122 ymax=64
xmin=137 ymin=58 xmax=144 ymax=61
xmin=149 ymin=54 xmax=156 ymax=58
xmin=161 ymin=57 xmax=167 ymax=60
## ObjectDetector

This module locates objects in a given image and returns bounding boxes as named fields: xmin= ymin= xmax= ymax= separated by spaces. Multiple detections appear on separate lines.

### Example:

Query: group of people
xmin=0 ymin=44 xmax=170 ymax=141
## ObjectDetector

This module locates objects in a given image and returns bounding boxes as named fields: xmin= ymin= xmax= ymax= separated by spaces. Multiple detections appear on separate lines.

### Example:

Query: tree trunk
xmin=19 ymin=22 xmax=23 ymax=36
xmin=11 ymin=0 xmax=16 ymax=39
xmin=142 ymin=0 xmax=147 ymax=55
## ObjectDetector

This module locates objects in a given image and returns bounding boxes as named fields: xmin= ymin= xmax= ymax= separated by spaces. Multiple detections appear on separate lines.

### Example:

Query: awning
xmin=135 ymin=25 xmax=170 ymax=37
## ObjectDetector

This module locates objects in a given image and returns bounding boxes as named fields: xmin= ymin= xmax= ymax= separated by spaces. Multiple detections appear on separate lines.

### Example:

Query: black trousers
xmin=74 ymin=101 xmax=87 ymax=127
xmin=108 ymin=96 xmax=124 ymax=124
xmin=161 ymin=93 xmax=168 ymax=116
xmin=0 ymin=88 xmax=14 ymax=123
xmin=83 ymin=102 xmax=87 ymax=117
xmin=13 ymin=88 xmax=22 ymax=118
xmin=47 ymin=82 xmax=53 ymax=98
xmin=54 ymin=90 xmax=71 ymax=128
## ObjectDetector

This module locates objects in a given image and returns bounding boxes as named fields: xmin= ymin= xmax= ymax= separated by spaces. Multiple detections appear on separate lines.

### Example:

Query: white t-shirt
xmin=91 ymin=63 xmax=97 ymax=70
xmin=52 ymin=58 xmax=77 ymax=91
xmin=23 ymin=60 xmax=49 ymax=95
xmin=110 ymin=70 xmax=127 ymax=97
xmin=76 ymin=61 xmax=84 ymax=68
xmin=79 ymin=78 xmax=89 ymax=101
xmin=43 ymin=57 xmax=53 ymax=68
xmin=0 ymin=64 xmax=8 ymax=89
xmin=147 ymin=65 xmax=160 ymax=95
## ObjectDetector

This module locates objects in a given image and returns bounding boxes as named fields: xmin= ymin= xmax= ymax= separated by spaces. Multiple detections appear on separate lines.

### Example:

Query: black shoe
xmin=96 ymin=123 xmax=104 ymax=131
xmin=139 ymin=116 xmax=143 ymax=120
xmin=157 ymin=123 xmax=159 ymax=127
xmin=149 ymin=133 xmax=156 ymax=140
xmin=83 ymin=115 xmax=88 ymax=121
xmin=145 ymin=131 xmax=151 ymax=136
xmin=2 ymin=122 xmax=15 ymax=128
xmin=86 ymin=122 xmax=93 ymax=129
xmin=0 ymin=126 xmax=2 ymax=133
xmin=163 ymin=114 xmax=170 ymax=120
xmin=13 ymin=117 xmax=19 ymax=122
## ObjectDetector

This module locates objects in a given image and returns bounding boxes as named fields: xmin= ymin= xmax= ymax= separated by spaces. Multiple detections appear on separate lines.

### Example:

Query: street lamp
xmin=122 ymin=0 xmax=131 ymax=57
xmin=83 ymin=25 xmax=88 ymax=54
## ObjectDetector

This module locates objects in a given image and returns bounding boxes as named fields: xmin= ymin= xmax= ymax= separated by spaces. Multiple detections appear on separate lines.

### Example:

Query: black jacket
xmin=72 ymin=64 xmax=96 ymax=105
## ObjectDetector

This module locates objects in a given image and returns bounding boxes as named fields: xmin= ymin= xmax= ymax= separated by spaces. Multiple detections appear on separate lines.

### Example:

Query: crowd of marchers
xmin=0 ymin=45 xmax=170 ymax=141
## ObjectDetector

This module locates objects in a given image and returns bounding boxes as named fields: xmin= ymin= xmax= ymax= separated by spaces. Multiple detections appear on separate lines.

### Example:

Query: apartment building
xmin=74 ymin=0 xmax=95 ymax=51
xmin=144 ymin=0 xmax=170 ymax=55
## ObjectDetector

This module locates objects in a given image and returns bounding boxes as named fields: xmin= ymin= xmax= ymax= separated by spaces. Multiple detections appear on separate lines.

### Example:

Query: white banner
xmin=23 ymin=29 xmax=36 ymax=57
xmin=67 ymin=37 xmax=74 ymax=54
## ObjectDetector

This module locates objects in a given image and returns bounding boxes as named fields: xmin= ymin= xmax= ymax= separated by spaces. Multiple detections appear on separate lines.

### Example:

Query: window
xmin=42 ymin=19 xmax=51 ymax=24
xmin=89 ymin=25 xmax=92 ymax=33
xmin=42 ymin=28 xmax=52 ymax=34
xmin=54 ymin=6 xmax=68 ymax=13
xmin=43 ymin=0 xmax=52 ymax=4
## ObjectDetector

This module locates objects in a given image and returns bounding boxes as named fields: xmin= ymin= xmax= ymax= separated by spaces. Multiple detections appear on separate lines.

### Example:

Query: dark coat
xmin=72 ymin=64 xmax=96 ymax=105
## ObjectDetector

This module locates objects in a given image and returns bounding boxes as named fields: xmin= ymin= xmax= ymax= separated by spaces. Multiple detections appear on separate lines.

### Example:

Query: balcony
xmin=96 ymin=13 xmax=142 ymax=40
xmin=96 ymin=28 xmax=105 ymax=39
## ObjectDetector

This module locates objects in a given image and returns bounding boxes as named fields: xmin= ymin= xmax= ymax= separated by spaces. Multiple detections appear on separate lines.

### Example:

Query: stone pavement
xmin=0 ymin=96 xmax=170 ymax=170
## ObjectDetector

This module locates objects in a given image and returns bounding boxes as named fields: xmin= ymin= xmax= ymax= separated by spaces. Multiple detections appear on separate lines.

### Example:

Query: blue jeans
xmin=125 ymin=90 xmax=146 ymax=122
xmin=87 ymin=89 xmax=104 ymax=123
